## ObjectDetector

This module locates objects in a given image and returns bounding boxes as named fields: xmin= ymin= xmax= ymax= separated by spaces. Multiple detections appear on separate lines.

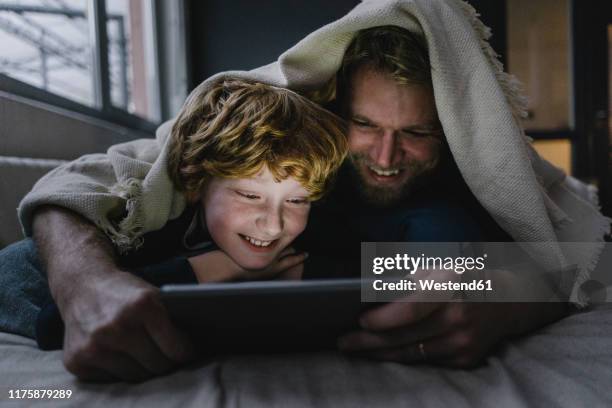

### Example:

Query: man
xmin=301 ymin=25 xmax=570 ymax=367
xmin=4 ymin=0 xmax=609 ymax=382
xmin=307 ymin=25 xmax=506 ymax=244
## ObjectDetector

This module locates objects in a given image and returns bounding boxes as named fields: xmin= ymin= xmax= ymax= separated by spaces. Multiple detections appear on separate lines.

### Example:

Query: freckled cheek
xmin=283 ymin=207 xmax=310 ymax=238
xmin=204 ymin=206 xmax=235 ymax=244
xmin=205 ymin=200 xmax=255 ymax=238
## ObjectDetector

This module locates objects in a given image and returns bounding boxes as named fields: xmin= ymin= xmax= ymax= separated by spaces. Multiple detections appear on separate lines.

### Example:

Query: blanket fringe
xmin=106 ymin=178 xmax=146 ymax=254
xmin=572 ymin=216 xmax=612 ymax=308
xmin=456 ymin=1 xmax=529 ymax=128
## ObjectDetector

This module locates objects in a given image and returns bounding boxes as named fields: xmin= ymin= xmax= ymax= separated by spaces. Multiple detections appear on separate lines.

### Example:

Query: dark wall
xmin=571 ymin=0 xmax=612 ymax=215
xmin=187 ymin=0 xmax=507 ymax=89
xmin=469 ymin=0 xmax=507 ymax=65
xmin=188 ymin=0 xmax=359 ymax=87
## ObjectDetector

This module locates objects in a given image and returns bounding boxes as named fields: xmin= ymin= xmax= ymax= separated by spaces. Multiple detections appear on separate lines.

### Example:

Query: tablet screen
xmin=161 ymin=279 xmax=366 ymax=353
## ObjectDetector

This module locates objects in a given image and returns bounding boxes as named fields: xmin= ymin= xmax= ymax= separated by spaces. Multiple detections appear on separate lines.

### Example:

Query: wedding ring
xmin=418 ymin=342 xmax=427 ymax=360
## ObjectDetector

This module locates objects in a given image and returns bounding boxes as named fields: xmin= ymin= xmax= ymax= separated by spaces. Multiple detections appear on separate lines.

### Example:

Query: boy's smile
xmin=201 ymin=167 xmax=311 ymax=271
xmin=238 ymin=234 xmax=280 ymax=252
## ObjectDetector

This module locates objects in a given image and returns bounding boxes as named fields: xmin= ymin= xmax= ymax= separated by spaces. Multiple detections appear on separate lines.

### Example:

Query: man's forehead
xmin=349 ymin=70 xmax=439 ymax=128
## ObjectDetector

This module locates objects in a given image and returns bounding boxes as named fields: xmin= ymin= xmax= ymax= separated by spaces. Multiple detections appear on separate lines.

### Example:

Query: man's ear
xmin=185 ymin=190 xmax=201 ymax=204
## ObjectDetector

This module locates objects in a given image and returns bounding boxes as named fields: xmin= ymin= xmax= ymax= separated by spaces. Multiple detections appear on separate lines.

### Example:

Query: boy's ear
xmin=185 ymin=179 xmax=209 ymax=204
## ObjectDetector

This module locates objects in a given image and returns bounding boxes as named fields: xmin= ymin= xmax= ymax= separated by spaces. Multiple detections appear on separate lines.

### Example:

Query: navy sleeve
xmin=401 ymin=205 xmax=486 ymax=242
xmin=301 ymin=253 xmax=361 ymax=280
xmin=133 ymin=256 xmax=198 ymax=286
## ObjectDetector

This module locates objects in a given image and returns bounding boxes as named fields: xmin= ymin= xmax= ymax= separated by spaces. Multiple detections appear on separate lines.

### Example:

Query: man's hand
xmin=61 ymin=270 xmax=194 ymax=382
xmin=338 ymin=301 xmax=569 ymax=368
xmin=189 ymin=247 xmax=307 ymax=282
xmin=33 ymin=206 xmax=194 ymax=382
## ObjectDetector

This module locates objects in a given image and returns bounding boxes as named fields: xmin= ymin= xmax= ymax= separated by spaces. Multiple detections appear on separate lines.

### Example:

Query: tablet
xmin=160 ymin=278 xmax=366 ymax=354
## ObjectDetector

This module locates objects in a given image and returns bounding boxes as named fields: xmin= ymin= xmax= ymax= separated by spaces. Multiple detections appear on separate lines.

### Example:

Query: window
xmin=0 ymin=0 xmax=94 ymax=106
xmin=106 ymin=0 xmax=160 ymax=122
xmin=0 ymin=0 xmax=184 ymax=131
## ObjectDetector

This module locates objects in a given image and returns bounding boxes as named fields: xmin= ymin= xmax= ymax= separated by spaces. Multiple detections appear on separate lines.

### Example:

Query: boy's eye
xmin=286 ymin=198 xmax=310 ymax=205
xmin=236 ymin=191 xmax=259 ymax=200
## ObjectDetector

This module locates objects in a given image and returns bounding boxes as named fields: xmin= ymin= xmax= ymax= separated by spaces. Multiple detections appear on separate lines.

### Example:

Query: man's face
xmin=201 ymin=167 xmax=311 ymax=271
xmin=347 ymin=67 xmax=444 ymax=206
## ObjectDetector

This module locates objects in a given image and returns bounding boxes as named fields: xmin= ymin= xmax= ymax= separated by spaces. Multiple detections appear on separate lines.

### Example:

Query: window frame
xmin=0 ymin=0 xmax=183 ymax=133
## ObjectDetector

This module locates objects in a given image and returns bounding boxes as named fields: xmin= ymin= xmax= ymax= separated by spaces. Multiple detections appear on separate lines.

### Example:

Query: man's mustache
xmin=349 ymin=153 xmax=412 ymax=173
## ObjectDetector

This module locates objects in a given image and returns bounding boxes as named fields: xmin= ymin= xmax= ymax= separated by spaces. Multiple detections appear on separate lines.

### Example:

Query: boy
xmin=36 ymin=77 xmax=348 ymax=349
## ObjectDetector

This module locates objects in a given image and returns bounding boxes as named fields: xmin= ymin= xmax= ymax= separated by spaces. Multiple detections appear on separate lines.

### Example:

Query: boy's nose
xmin=256 ymin=206 xmax=283 ymax=237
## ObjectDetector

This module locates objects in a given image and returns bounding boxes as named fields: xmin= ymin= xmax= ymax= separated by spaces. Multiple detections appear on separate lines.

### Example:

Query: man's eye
xmin=402 ymin=130 xmax=428 ymax=138
xmin=352 ymin=119 xmax=374 ymax=128
xmin=236 ymin=191 xmax=259 ymax=200
xmin=402 ymin=129 xmax=442 ymax=138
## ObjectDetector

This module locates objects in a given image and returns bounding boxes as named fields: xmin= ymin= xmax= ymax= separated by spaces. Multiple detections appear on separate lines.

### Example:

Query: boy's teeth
xmin=369 ymin=166 xmax=400 ymax=176
xmin=244 ymin=235 xmax=272 ymax=247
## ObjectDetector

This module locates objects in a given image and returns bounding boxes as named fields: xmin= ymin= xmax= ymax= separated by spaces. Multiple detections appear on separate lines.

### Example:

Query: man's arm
xmin=32 ymin=206 xmax=194 ymax=382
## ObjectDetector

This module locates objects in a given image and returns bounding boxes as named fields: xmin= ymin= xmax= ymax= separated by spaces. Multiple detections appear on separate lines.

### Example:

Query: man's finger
xmin=353 ymin=345 xmax=425 ymax=364
xmin=94 ymin=351 xmax=153 ymax=383
xmin=114 ymin=329 xmax=176 ymax=375
xmin=359 ymin=301 xmax=443 ymax=331
xmin=70 ymin=349 xmax=152 ymax=383
xmin=354 ymin=325 xmax=487 ymax=366
xmin=412 ymin=331 xmax=484 ymax=366
xmin=83 ymin=313 xmax=177 ymax=376
xmin=352 ymin=334 xmax=459 ymax=365
xmin=338 ymin=313 xmax=448 ymax=351
xmin=338 ymin=329 xmax=414 ymax=352
xmin=143 ymin=303 xmax=195 ymax=363
xmin=73 ymin=366 xmax=117 ymax=383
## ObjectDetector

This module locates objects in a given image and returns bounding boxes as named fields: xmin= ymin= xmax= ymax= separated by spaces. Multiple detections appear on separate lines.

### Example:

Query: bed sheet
xmin=0 ymin=305 xmax=611 ymax=407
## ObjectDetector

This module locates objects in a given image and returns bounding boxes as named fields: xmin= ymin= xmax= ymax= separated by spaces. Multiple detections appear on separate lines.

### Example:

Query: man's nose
xmin=372 ymin=130 xmax=398 ymax=168
xmin=256 ymin=205 xmax=283 ymax=237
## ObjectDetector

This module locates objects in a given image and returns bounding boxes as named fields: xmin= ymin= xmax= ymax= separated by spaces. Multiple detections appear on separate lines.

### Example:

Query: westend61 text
xmin=373 ymin=279 xmax=493 ymax=292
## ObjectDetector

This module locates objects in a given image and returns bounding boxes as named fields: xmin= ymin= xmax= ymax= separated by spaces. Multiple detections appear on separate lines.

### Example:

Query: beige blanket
xmin=17 ymin=0 xmax=610 ymax=306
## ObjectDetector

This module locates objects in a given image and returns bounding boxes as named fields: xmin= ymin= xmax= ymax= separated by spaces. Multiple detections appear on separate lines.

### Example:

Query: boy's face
xmin=201 ymin=167 xmax=311 ymax=271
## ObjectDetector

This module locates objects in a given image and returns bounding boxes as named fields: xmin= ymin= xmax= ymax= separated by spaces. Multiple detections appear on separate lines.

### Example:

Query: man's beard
xmin=348 ymin=152 xmax=442 ymax=207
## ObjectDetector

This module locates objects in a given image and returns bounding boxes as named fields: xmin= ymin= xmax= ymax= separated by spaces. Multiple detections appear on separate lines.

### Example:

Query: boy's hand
xmin=189 ymin=247 xmax=307 ymax=282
